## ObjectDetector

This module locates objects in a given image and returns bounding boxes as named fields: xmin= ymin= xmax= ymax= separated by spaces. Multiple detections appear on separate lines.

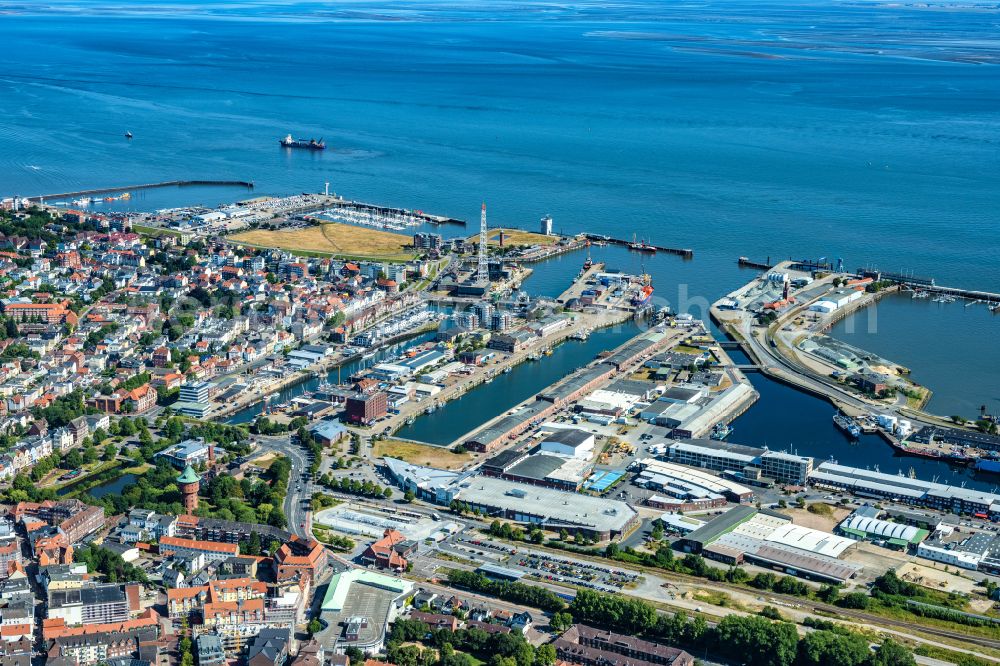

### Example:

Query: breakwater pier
xmin=584 ymin=233 xmax=693 ymax=259
xmin=28 ymin=179 xmax=255 ymax=203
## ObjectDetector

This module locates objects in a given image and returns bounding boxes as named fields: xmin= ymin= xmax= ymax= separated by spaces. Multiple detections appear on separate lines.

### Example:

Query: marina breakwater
xmin=28 ymin=179 xmax=255 ymax=203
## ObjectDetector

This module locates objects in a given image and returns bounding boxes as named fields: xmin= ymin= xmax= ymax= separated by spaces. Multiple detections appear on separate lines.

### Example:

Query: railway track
xmin=482 ymin=538 xmax=1000 ymax=651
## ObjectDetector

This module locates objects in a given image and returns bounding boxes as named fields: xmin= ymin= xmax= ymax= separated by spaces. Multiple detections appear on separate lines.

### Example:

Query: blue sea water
xmin=2 ymin=1 xmax=999 ymax=421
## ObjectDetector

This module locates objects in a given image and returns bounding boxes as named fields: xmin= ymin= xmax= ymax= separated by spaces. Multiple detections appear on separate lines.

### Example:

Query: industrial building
xmin=640 ymin=383 xmax=758 ymax=439
xmin=539 ymin=429 xmax=595 ymax=459
xmin=837 ymin=505 xmax=928 ymax=550
xmin=633 ymin=458 xmax=754 ymax=506
xmin=677 ymin=505 xmax=860 ymax=584
xmin=665 ymin=439 xmax=814 ymax=486
xmin=480 ymin=448 xmax=593 ymax=491
xmin=463 ymin=402 xmax=555 ymax=453
xmin=386 ymin=454 xmax=636 ymax=539
xmin=598 ymin=333 xmax=662 ymax=371
xmin=809 ymin=462 xmax=1000 ymax=519
xmin=455 ymin=476 xmax=639 ymax=541
xmin=917 ymin=532 xmax=1000 ymax=572
xmin=577 ymin=389 xmax=642 ymax=418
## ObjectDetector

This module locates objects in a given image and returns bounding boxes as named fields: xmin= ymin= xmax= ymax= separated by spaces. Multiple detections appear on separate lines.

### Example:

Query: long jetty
xmin=739 ymin=257 xmax=998 ymax=303
xmin=28 ymin=179 xmax=255 ymax=203
xmin=584 ymin=233 xmax=693 ymax=259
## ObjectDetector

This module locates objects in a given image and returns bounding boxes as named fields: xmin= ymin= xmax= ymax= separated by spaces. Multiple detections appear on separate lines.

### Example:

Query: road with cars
xmin=255 ymin=433 xmax=314 ymax=538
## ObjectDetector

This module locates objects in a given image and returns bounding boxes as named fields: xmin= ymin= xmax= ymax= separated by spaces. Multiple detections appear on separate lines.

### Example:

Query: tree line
xmin=445 ymin=570 xmax=916 ymax=666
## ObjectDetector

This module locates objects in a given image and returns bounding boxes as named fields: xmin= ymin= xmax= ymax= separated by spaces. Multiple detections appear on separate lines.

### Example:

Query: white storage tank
xmin=877 ymin=414 xmax=897 ymax=430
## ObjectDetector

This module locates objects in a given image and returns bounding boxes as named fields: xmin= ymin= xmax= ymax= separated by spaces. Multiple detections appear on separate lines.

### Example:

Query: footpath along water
xmin=395 ymin=322 xmax=640 ymax=446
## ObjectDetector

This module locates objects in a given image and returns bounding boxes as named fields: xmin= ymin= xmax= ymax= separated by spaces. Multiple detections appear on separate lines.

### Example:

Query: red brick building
xmin=360 ymin=529 xmax=416 ymax=571
xmin=344 ymin=391 xmax=387 ymax=425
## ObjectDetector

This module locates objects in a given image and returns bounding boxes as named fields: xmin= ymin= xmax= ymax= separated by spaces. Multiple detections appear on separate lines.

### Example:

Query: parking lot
xmin=455 ymin=537 xmax=641 ymax=592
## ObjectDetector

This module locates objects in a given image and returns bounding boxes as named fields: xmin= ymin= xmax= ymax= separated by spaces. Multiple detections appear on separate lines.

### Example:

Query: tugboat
xmin=710 ymin=422 xmax=733 ymax=441
xmin=833 ymin=413 xmax=861 ymax=439
xmin=279 ymin=133 xmax=326 ymax=150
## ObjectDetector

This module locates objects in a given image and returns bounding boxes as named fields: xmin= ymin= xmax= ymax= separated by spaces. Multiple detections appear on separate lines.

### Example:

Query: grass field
xmin=133 ymin=224 xmax=183 ymax=238
xmin=231 ymin=222 xmax=415 ymax=261
xmin=470 ymin=228 xmax=559 ymax=247
xmin=373 ymin=439 xmax=474 ymax=469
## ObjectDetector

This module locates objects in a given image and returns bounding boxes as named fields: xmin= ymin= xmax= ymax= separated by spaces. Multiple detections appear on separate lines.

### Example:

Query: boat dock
xmin=911 ymin=283 xmax=1000 ymax=305
xmin=319 ymin=198 xmax=465 ymax=226
xmin=28 ymin=179 xmax=255 ymax=203
xmin=584 ymin=233 xmax=693 ymax=259
xmin=737 ymin=256 xmax=774 ymax=270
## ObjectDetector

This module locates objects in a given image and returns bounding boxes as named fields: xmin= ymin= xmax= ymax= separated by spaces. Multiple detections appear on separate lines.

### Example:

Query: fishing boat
xmin=628 ymin=233 xmax=656 ymax=254
xmin=833 ymin=413 xmax=861 ymax=439
xmin=710 ymin=422 xmax=733 ymax=441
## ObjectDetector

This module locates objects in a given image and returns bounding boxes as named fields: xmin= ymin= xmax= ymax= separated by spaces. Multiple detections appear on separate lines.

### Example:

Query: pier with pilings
xmin=584 ymin=233 xmax=693 ymax=258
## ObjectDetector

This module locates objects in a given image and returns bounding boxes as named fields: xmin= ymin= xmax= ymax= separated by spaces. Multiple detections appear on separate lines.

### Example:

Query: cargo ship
xmin=976 ymin=453 xmax=1000 ymax=473
xmin=883 ymin=434 xmax=973 ymax=464
xmin=833 ymin=413 xmax=861 ymax=439
xmin=279 ymin=134 xmax=326 ymax=150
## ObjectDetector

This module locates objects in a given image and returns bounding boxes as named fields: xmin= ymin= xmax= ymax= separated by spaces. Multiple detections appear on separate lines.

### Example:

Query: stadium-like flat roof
xmin=455 ymin=476 xmax=636 ymax=534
